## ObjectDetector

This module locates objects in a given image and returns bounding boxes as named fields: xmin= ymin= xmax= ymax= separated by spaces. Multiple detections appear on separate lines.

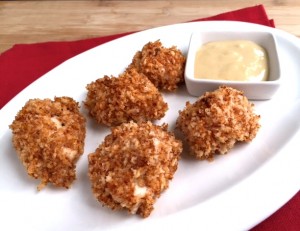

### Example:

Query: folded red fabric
xmin=0 ymin=4 xmax=299 ymax=230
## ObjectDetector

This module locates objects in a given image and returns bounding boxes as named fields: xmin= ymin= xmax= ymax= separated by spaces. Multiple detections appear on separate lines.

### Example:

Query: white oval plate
xmin=0 ymin=21 xmax=299 ymax=231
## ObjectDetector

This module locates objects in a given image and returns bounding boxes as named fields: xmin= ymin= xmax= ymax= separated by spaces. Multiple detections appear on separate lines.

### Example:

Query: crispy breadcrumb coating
xmin=85 ymin=68 xmax=168 ymax=126
xmin=9 ymin=97 xmax=86 ymax=190
xmin=176 ymin=86 xmax=260 ymax=160
xmin=88 ymin=121 xmax=182 ymax=217
xmin=128 ymin=40 xmax=186 ymax=91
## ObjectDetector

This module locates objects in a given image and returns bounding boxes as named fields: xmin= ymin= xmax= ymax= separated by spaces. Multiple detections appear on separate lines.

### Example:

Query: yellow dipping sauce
xmin=194 ymin=40 xmax=269 ymax=81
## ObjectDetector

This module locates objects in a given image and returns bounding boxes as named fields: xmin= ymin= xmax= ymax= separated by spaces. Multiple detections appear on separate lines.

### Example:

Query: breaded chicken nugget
xmin=85 ymin=68 xmax=168 ymax=126
xmin=128 ymin=40 xmax=186 ymax=91
xmin=176 ymin=86 xmax=260 ymax=160
xmin=9 ymin=97 xmax=86 ymax=190
xmin=88 ymin=121 xmax=182 ymax=217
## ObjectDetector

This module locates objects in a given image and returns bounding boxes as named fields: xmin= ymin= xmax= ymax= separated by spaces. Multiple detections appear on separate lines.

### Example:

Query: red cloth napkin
xmin=0 ymin=4 xmax=299 ymax=230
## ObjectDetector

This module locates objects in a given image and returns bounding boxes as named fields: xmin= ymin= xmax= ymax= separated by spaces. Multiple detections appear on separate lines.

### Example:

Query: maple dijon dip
xmin=194 ymin=40 xmax=269 ymax=81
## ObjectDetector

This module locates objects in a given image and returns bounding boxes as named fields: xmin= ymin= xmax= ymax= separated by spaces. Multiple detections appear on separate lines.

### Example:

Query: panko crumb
xmin=176 ymin=86 xmax=260 ymax=160
xmin=128 ymin=40 xmax=186 ymax=91
xmin=88 ymin=121 xmax=182 ymax=218
xmin=9 ymin=97 xmax=86 ymax=190
xmin=84 ymin=67 xmax=168 ymax=126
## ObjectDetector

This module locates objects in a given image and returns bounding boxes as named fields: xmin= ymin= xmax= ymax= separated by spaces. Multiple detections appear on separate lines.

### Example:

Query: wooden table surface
xmin=1 ymin=0 xmax=300 ymax=54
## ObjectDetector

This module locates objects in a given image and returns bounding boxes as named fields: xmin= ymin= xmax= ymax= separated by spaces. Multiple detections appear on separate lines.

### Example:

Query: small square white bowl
xmin=184 ymin=31 xmax=281 ymax=100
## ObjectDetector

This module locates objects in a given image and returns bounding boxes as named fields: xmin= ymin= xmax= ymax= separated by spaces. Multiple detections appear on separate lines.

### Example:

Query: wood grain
xmin=1 ymin=0 xmax=300 ymax=53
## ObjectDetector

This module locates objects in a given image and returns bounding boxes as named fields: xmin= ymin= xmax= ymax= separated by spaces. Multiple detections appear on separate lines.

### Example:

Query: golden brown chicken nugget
xmin=88 ymin=121 xmax=182 ymax=217
xmin=176 ymin=86 xmax=260 ymax=160
xmin=85 ymin=68 xmax=168 ymax=126
xmin=128 ymin=40 xmax=186 ymax=91
xmin=10 ymin=97 xmax=86 ymax=190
